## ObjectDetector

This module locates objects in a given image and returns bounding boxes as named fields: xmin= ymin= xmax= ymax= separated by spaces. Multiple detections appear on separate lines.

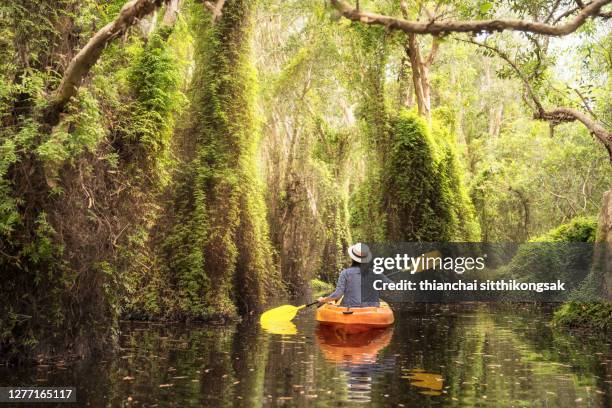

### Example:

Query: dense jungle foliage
xmin=0 ymin=0 xmax=610 ymax=361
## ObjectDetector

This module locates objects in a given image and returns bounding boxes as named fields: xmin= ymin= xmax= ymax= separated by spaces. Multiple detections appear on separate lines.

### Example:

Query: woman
xmin=318 ymin=243 xmax=393 ymax=307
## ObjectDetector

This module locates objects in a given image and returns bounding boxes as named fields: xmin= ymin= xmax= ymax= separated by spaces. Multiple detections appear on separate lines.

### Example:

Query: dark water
xmin=1 ymin=305 xmax=610 ymax=407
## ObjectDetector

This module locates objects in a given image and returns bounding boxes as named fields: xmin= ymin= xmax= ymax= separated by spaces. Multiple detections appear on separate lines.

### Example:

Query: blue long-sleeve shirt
xmin=328 ymin=266 xmax=394 ymax=307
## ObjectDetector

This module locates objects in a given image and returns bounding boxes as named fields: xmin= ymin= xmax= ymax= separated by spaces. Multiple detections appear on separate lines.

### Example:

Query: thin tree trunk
xmin=162 ymin=0 xmax=181 ymax=26
xmin=489 ymin=104 xmax=503 ymax=137
xmin=406 ymin=34 xmax=427 ymax=118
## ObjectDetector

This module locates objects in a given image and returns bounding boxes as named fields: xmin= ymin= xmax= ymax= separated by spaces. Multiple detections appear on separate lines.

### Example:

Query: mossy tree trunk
xmin=162 ymin=0 xmax=282 ymax=319
xmin=348 ymin=25 xmax=390 ymax=242
xmin=348 ymin=26 xmax=479 ymax=243
xmin=1 ymin=0 xmax=184 ymax=361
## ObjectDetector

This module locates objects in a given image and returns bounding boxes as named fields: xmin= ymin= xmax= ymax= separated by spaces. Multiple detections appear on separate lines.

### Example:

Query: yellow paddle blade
xmin=260 ymin=319 xmax=298 ymax=335
xmin=260 ymin=304 xmax=305 ymax=324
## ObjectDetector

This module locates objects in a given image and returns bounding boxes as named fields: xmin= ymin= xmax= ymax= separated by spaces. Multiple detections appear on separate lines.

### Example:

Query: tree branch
xmin=570 ymin=85 xmax=598 ymax=119
xmin=459 ymin=38 xmax=544 ymax=113
xmin=545 ymin=0 xmax=564 ymax=23
xmin=45 ymin=0 xmax=167 ymax=125
xmin=330 ymin=0 xmax=610 ymax=36
xmin=461 ymin=38 xmax=612 ymax=159
xmin=538 ymin=107 xmax=612 ymax=154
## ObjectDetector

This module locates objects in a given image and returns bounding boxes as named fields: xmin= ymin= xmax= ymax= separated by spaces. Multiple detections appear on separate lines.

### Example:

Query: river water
xmin=1 ymin=304 xmax=610 ymax=407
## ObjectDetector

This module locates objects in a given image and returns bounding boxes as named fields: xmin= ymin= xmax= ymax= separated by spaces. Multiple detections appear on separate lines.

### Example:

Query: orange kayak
xmin=316 ymin=301 xmax=394 ymax=334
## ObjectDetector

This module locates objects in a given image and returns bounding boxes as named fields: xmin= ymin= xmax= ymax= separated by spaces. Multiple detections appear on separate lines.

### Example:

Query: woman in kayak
xmin=318 ymin=243 xmax=393 ymax=308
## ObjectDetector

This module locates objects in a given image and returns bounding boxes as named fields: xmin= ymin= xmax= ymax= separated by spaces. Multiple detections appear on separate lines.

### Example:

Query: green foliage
xmin=553 ymin=302 xmax=611 ymax=331
xmin=125 ymin=32 xmax=181 ymax=181
xmin=0 ymin=0 xmax=610 ymax=362
xmin=530 ymin=216 xmax=597 ymax=243
xmin=311 ymin=278 xmax=334 ymax=295
xmin=0 ymin=0 xmax=185 ymax=359
xmin=469 ymin=120 xmax=610 ymax=242
xmin=498 ymin=217 xmax=597 ymax=300
xmin=0 ymin=120 xmax=41 ymax=236
xmin=354 ymin=109 xmax=479 ymax=242
xmin=160 ymin=0 xmax=282 ymax=320
xmin=309 ymin=125 xmax=353 ymax=282
xmin=36 ymin=90 xmax=105 ymax=167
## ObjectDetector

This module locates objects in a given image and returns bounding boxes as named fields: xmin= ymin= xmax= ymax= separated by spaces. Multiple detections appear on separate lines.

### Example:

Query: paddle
xmin=259 ymin=250 xmax=441 ymax=324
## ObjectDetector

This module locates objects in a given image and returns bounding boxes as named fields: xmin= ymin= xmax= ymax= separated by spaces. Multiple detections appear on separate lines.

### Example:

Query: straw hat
xmin=348 ymin=243 xmax=372 ymax=263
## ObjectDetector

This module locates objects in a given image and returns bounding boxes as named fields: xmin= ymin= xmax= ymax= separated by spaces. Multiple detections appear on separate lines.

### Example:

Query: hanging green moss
xmin=380 ymin=109 xmax=480 ymax=241
xmin=431 ymin=117 xmax=481 ymax=241
xmin=114 ymin=30 xmax=184 ymax=319
xmin=160 ymin=0 xmax=282 ymax=320
xmin=306 ymin=121 xmax=352 ymax=282
xmin=124 ymin=31 xmax=181 ymax=180
xmin=0 ymin=1 xmax=184 ymax=359
xmin=0 ymin=90 xmax=120 ymax=361
xmin=347 ymin=24 xmax=390 ymax=242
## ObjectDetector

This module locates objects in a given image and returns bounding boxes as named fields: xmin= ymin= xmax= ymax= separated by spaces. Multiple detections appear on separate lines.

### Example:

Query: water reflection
xmin=260 ymin=319 xmax=298 ymax=335
xmin=0 ymin=305 xmax=608 ymax=407
xmin=402 ymin=369 xmax=444 ymax=396
xmin=316 ymin=326 xmax=394 ymax=403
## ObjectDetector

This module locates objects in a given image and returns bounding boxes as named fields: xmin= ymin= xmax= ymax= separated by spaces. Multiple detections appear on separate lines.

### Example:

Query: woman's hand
xmin=317 ymin=296 xmax=327 ymax=303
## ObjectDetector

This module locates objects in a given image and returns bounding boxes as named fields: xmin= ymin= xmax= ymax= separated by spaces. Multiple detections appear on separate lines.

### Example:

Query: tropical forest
xmin=0 ymin=0 xmax=611 ymax=406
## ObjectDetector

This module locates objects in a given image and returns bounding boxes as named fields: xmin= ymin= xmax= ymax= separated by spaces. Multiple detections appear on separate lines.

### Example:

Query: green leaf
xmin=479 ymin=2 xmax=493 ymax=14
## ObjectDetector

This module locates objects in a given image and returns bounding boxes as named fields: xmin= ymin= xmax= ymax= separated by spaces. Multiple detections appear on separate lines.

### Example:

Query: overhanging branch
xmin=330 ymin=0 xmax=610 ymax=36
xmin=461 ymin=38 xmax=612 ymax=159
xmin=45 ymin=0 xmax=167 ymax=125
